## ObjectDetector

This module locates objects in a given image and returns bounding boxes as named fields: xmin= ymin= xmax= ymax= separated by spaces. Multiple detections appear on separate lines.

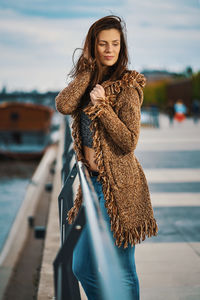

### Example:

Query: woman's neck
xmin=101 ymin=66 xmax=112 ymax=82
xmin=102 ymin=65 xmax=110 ymax=75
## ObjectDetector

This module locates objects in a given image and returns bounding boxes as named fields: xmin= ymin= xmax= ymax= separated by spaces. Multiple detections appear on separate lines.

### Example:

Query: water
xmin=0 ymin=160 xmax=37 ymax=253
xmin=0 ymin=98 xmax=60 ymax=254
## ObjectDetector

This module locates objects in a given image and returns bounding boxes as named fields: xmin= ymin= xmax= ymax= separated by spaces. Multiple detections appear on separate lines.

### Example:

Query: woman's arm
xmin=84 ymin=86 xmax=142 ymax=153
xmin=55 ymin=71 xmax=91 ymax=115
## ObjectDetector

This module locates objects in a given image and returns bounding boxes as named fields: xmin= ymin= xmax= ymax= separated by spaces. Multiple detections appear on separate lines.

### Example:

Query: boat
xmin=0 ymin=102 xmax=54 ymax=159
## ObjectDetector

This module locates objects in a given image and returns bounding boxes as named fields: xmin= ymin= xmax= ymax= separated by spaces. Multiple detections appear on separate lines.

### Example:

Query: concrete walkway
xmin=36 ymin=115 xmax=200 ymax=300
xmin=0 ymin=145 xmax=57 ymax=300
xmin=135 ymin=115 xmax=200 ymax=300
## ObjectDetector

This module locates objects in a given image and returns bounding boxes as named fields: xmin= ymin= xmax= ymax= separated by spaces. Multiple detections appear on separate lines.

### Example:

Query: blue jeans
xmin=72 ymin=176 xmax=140 ymax=300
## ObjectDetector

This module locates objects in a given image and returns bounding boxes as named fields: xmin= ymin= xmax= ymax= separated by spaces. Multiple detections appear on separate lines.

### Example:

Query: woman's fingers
xmin=96 ymin=84 xmax=104 ymax=90
xmin=90 ymin=91 xmax=99 ymax=98
xmin=90 ymin=84 xmax=105 ymax=105
xmin=94 ymin=84 xmax=104 ymax=93
xmin=91 ymin=84 xmax=105 ymax=97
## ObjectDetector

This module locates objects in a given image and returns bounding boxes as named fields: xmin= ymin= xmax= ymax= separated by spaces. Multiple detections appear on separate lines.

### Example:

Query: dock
xmin=0 ymin=114 xmax=200 ymax=299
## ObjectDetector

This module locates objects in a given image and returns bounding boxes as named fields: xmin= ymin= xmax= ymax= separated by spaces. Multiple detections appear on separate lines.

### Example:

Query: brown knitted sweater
xmin=55 ymin=69 xmax=158 ymax=248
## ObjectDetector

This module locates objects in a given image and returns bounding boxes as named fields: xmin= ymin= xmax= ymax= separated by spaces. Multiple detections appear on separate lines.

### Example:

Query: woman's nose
xmin=105 ymin=44 xmax=112 ymax=52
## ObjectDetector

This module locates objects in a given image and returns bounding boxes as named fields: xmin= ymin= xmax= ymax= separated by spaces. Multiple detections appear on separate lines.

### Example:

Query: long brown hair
xmin=70 ymin=15 xmax=129 ymax=87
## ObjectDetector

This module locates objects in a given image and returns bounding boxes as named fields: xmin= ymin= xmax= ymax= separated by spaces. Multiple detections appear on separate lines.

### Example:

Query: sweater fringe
xmin=67 ymin=184 xmax=82 ymax=224
xmin=67 ymin=71 xmax=157 ymax=247
xmin=84 ymin=106 xmax=158 ymax=248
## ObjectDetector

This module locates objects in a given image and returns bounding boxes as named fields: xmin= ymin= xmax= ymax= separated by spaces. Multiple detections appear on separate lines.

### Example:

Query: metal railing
xmin=53 ymin=116 xmax=132 ymax=300
xmin=54 ymin=116 xmax=83 ymax=300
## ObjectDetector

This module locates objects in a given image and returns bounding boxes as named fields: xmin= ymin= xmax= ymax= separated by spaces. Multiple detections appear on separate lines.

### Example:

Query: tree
xmin=1 ymin=85 xmax=7 ymax=94
xmin=143 ymin=80 xmax=168 ymax=109
xmin=185 ymin=66 xmax=193 ymax=78
xmin=192 ymin=71 xmax=200 ymax=99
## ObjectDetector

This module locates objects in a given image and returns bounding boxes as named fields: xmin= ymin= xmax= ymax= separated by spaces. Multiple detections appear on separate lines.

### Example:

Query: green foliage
xmin=143 ymin=80 xmax=167 ymax=108
xmin=192 ymin=71 xmax=200 ymax=99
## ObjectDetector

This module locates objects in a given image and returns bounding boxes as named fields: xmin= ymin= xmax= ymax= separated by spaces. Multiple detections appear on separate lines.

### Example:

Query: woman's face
xmin=96 ymin=29 xmax=121 ymax=67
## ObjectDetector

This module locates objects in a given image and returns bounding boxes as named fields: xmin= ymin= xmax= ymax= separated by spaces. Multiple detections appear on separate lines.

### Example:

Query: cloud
xmin=0 ymin=0 xmax=199 ymax=91
xmin=123 ymin=0 xmax=200 ymax=70
xmin=0 ymin=11 xmax=92 ymax=91
xmin=0 ymin=0 xmax=124 ymax=18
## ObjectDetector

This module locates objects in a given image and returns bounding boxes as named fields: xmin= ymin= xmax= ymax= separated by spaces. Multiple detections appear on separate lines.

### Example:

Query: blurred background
xmin=0 ymin=0 xmax=199 ymax=92
xmin=0 ymin=1 xmax=200 ymax=300
xmin=0 ymin=0 xmax=200 ymax=124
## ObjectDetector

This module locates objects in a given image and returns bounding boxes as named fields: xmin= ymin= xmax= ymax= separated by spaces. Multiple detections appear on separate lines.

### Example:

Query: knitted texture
xmin=55 ymin=70 xmax=158 ymax=248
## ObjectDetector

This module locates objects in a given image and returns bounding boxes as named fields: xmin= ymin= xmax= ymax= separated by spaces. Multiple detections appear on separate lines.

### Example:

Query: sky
xmin=0 ymin=0 xmax=200 ymax=92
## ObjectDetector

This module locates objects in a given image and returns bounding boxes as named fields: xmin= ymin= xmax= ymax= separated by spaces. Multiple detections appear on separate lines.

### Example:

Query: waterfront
xmin=0 ymin=108 xmax=60 ymax=256
xmin=0 ymin=160 xmax=38 ymax=253
xmin=0 ymin=113 xmax=199 ymax=299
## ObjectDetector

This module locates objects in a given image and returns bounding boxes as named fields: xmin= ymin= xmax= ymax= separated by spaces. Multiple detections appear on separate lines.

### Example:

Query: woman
xmin=56 ymin=15 xmax=158 ymax=300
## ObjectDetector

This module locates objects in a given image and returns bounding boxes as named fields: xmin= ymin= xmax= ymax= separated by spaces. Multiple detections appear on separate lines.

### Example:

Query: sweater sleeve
xmin=84 ymin=86 xmax=142 ymax=153
xmin=55 ymin=71 xmax=91 ymax=115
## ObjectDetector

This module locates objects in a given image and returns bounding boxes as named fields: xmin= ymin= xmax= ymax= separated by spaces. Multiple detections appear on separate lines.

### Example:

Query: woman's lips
xmin=104 ymin=56 xmax=114 ymax=60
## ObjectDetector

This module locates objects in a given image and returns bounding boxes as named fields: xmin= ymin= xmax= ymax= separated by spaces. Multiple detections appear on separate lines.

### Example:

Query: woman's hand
xmin=90 ymin=84 xmax=106 ymax=106
xmin=83 ymin=46 xmax=89 ymax=60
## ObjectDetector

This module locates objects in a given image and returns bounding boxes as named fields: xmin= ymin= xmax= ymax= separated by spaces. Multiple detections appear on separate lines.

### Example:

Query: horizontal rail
xmin=76 ymin=161 xmax=132 ymax=300
xmin=53 ymin=115 xmax=133 ymax=300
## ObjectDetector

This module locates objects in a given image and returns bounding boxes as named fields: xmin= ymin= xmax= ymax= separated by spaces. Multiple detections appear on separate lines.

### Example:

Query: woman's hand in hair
xmin=81 ymin=48 xmax=96 ymax=72
xmin=83 ymin=46 xmax=89 ymax=60
xmin=90 ymin=84 xmax=106 ymax=106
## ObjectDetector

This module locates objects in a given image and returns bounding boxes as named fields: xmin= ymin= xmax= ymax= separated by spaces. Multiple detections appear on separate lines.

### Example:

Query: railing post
xmin=54 ymin=207 xmax=86 ymax=300
xmin=58 ymin=163 xmax=77 ymax=244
